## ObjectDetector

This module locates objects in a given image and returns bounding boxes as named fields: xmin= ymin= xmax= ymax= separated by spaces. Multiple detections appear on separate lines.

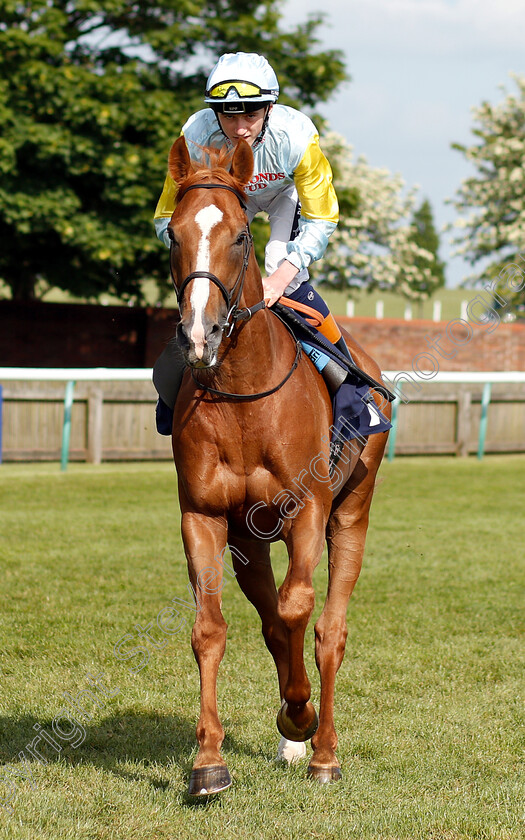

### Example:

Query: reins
xmin=191 ymin=309 xmax=302 ymax=402
xmin=171 ymin=180 xmax=301 ymax=401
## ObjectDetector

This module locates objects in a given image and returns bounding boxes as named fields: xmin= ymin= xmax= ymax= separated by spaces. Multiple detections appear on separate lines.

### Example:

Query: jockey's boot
xmin=315 ymin=310 xmax=353 ymax=364
xmin=153 ymin=341 xmax=186 ymax=435
xmin=334 ymin=335 xmax=353 ymax=362
xmin=283 ymin=283 xmax=353 ymax=364
xmin=155 ymin=397 xmax=174 ymax=435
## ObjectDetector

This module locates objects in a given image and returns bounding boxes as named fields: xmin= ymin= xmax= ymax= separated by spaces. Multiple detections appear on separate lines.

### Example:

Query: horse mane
xmin=177 ymin=144 xmax=246 ymax=201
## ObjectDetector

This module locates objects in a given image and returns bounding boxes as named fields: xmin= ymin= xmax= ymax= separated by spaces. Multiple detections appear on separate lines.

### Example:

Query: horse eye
xmin=235 ymin=233 xmax=245 ymax=246
xmin=167 ymin=227 xmax=178 ymax=244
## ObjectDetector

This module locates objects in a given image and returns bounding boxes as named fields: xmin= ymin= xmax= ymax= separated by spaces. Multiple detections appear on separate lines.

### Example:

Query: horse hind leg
xmin=308 ymin=527 xmax=360 ymax=783
xmin=309 ymin=441 xmax=386 ymax=783
xmin=275 ymin=510 xmax=328 ymax=746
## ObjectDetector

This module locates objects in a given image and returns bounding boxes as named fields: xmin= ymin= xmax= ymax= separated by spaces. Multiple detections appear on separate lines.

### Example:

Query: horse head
xmin=167 ymin=136 xmax=255 ymax=368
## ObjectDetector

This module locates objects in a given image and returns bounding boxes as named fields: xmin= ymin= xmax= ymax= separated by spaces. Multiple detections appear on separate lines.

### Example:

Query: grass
xmin=0 ymin=457 xmax=523 ymax=840
xmin=321 ymin=286 xmax=474 ymax=321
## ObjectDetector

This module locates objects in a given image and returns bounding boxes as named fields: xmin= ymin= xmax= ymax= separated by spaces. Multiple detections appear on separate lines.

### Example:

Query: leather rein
xmin=170 ymin=182 xmax=301 ymax=401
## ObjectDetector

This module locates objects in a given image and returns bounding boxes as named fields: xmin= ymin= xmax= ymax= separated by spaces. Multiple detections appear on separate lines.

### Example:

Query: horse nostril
xmin=210 ymin=324 xmax=222 ymax=336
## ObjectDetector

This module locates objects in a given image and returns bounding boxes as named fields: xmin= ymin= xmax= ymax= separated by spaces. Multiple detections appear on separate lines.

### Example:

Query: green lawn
xmin=321 ymin=286 xmax=475 ymax=321
xmin=0 ymin=457 xmax=523 ymax=840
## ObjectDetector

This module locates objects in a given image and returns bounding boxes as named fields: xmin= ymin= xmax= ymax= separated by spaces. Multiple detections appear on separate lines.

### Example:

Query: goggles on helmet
xmin=206 ymin=80 xmax=275 ymax=99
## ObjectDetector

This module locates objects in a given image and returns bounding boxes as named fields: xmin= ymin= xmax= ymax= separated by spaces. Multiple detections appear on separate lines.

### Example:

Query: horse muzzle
xmin=177 ymin=320 xmax=222 ymax=369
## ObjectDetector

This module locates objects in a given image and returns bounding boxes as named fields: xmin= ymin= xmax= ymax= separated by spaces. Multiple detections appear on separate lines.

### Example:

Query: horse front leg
xmin=181 ymin=509 xmax=231 ymax=796
xmin=228 ymin=536 xmax=306 ymax=764
xmin=276 ymin=504 xmax=327 ymax=744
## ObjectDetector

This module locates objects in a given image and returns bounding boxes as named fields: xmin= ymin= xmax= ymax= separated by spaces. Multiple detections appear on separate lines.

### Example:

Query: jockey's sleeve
xmin=286 ymin=134 xmax=339 ymax=272
xmin=154 ymin=126 xmax=190 ymax=246
xmin=154 ymin=174 xmax=178 ymax=247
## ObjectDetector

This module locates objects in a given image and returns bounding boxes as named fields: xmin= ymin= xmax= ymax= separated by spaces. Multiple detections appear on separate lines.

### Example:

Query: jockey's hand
xmin=262 ymin=260 xmax=299 ymax=308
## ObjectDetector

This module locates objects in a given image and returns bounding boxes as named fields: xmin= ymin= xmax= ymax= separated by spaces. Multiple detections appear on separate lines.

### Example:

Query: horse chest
xmin=176 ymin=413 xmax=304 ymax=515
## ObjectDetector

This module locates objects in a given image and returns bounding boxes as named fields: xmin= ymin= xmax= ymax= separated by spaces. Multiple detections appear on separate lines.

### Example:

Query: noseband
xmin=170 ymin=183 xmax=265 ymax=338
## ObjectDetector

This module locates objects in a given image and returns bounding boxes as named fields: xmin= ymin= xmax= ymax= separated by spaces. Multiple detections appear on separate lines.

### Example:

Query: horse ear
xmin=168 ymin=136 xmax=193 ymax=185
xmin=229 ymin=139 xmax=254 ymax=186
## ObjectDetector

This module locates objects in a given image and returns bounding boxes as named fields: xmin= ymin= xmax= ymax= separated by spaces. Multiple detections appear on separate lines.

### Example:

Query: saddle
xmin=273 ymin=300 xmax=392 ymax=468
xmin=275 ymin=298 xmax=394 ymax=400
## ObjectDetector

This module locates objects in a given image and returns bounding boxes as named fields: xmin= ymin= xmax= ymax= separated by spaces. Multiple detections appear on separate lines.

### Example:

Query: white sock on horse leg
xmin=276 ymin=736 xmax=307 ymax=764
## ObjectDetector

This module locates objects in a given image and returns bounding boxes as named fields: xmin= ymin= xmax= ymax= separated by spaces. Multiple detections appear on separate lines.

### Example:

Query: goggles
xmin=206 ymin=80 xmax=275 ymax=99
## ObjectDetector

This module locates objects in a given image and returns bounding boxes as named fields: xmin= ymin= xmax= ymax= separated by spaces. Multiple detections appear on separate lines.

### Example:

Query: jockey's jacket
xmin=154 ymin=105 xmax=339 ymax=293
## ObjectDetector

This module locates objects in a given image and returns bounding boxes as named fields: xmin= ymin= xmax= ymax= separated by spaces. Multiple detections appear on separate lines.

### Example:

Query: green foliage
xmin=407 ymin=198 xmax=446 ymax=299
xmin=250 ymin=216 xmax=271 ymax=269
xmin=450 ymin=74 xmax=525 ymax=313
xmin=0 ymin=0 xmax=346 ymax=301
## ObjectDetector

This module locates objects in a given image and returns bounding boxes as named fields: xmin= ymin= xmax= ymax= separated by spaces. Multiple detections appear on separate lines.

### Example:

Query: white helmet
xmin=205 ymin=52 xmax=279 ymax=114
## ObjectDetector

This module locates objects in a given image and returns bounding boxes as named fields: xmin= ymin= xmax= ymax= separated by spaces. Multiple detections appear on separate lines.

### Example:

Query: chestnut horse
xmin=166 ymin=136 xmax=390 ymax=795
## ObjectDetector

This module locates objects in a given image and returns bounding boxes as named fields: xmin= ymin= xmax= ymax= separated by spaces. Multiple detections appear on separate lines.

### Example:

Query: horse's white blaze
xmin=276 ymin=736 xmax=307 ymax=764
xmin=190 ymin=204 xmax=223 ymax=358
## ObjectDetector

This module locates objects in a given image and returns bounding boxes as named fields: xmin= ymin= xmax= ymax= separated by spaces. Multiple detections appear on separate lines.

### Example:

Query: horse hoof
xmin=276 ymin=701 xmax=319 ymax=742
xmin=187 ymin=765 xmax=232 ymax=796
xmin=307 ymin=764 xmax=343 ymax=784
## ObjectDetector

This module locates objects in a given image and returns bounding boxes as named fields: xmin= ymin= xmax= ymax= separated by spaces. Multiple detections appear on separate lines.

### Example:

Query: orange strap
xmin=279 ymin=296 xmax=342 ymax=344
xmin=279 ymin=296 xmax=324 ymax=327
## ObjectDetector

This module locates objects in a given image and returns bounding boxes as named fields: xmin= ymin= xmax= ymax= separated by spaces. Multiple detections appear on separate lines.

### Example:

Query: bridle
xmin=170 ymin=181 xmax=301 ymax=401
xmin=170 ymin=183 xmax=264 ymax=338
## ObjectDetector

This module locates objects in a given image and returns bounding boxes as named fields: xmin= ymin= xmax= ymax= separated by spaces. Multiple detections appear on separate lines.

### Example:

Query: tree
xmin=311 ymin=131 xmax=436 ymax=298
xmin=0 ymin=0 xmax=345 ymax=302
xmin=408 ymin=198 xmax=446 ymax=310
xmin=450 ymin=73 xmax=525 ymax=312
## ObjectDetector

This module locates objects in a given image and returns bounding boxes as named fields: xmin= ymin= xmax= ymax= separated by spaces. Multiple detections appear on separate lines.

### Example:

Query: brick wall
xmin=0 ymin=301 xmax=178 ymax=368
xmin=1 ymin=300 xmax=524 ymax=371
xmin=337 ymin=316 xmax=525 ymax=373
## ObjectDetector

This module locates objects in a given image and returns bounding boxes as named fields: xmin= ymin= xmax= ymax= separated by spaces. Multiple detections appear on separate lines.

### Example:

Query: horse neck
xmin=216 ymin=255 xmax=287 ymax=389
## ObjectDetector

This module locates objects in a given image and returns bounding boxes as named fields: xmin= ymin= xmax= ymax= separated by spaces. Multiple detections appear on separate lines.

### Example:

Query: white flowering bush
xmin=450 ymin=73 xmax=525 ymax=301
xmin=312 ymin=131 xmax=435 ymax=299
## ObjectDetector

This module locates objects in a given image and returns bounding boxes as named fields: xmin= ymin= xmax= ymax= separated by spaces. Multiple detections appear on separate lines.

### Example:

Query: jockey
xmin=154 ymin=51 xmax=351 ymax=361
xmin=153 ymin=52 xmax=350 ymax=434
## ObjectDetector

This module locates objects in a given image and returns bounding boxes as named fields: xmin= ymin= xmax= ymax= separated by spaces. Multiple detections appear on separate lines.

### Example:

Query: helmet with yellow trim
xmin=205 ymin=52 xmax=279 ymax=114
